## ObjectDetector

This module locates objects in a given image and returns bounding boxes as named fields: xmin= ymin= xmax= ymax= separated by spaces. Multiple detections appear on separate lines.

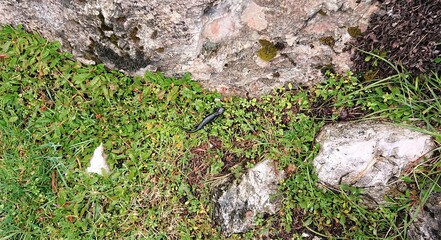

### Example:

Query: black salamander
xmin=181 ymin=107 xmax=225 ymax=133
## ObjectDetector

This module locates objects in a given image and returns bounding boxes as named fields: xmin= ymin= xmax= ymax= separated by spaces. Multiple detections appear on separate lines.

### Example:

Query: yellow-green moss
xmin=347 ymin=26 xmax=362 ymax=37
xmin=318 ymin=9 xmax=328 ymax=16
xmin=257 ymin=39 xmax=278 ymax=61
xmin=319 ymin=36 xmax=335 ymax=48
xmin=110 ymin=34 xmax=119 ymax=45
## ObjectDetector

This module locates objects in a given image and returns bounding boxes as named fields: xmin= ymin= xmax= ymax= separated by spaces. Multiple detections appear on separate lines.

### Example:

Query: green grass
xmin=0 ymin=25 xmax=440 ymax=239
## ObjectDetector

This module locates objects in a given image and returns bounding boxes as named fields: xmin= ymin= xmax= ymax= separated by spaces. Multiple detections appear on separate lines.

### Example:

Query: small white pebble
xmin=86 ymin=143 xmax=110 ymax=175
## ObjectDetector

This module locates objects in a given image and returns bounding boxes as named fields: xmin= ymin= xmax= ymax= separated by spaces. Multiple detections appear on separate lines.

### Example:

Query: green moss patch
xmin=257 ymin=39 xmax=278 ymax=61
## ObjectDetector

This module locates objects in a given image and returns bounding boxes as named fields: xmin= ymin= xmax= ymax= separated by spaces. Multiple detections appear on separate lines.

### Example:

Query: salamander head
xmin=216 ymin=107 xmax=225 ymax=114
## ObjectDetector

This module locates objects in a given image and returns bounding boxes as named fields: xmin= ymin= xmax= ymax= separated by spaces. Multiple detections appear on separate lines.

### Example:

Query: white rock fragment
xmin=212 ymin=159 xmax=285 ymax=236
xmin=86 ymin=143 xmax=110 ymax=175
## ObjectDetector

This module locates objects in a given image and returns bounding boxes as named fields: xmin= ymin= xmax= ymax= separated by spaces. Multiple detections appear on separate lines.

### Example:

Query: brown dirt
xmin=349 ymin=0 xmax=441 ymax=78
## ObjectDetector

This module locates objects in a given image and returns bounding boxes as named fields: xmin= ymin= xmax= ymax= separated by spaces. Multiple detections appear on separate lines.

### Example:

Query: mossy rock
xmin=318 ymin=9 xmax=328 ymax=16
xmin=347 ymin=26 xmax=362 ymax=37
xmin=257 ymin=39 xmax=277 ymax=62
xmin=319 ymin=36 xmax=335 ymax=48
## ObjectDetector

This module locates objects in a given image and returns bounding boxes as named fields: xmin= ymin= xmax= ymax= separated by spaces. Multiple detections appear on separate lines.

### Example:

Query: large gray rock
xmin=313 ymin=121 xmax=435 ymax=204
xmin=408 ymin=192 xmax=441 ymax=240
xmin=0 ymin=0 xmax=378 ymax=96
xmin=212 ymin=159 xmax=284 ymax=236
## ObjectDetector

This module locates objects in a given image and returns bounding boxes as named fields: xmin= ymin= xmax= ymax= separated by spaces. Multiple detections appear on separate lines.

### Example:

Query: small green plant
xmin=364 ymin=48 xmax=388 ymax=67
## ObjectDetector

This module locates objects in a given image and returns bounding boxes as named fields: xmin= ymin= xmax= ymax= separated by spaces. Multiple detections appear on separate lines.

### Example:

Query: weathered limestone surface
xmin=212 ymin=159 xmax=284 ymax=236
xmin=313 ymin=121 xmax=435 ymax=204
xmin=0 ymin=0 xmax=377 ymax=96
xmin=408 ymin=192 xmax=441 ymax=240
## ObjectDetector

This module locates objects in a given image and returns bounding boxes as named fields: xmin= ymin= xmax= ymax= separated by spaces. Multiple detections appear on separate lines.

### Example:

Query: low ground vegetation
xmin=1 ymin=25 xmax=440 ymax=239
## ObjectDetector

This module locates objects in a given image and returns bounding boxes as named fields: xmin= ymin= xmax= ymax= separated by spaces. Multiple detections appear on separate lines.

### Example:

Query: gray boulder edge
xmin=313 ymin=121 xmax=435 ymax=204
xmin=0 ymin=0 xmax=378 ymax=96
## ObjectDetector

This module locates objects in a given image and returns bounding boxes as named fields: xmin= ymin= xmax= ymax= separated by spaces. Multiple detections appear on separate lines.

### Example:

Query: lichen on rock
xmin=347 ymin=26 xmax=362 ymax=37
xmin=257 ymin=39 xmax=277 ymax=61
xmin=319 ymin=36 xmax=336 ymax=48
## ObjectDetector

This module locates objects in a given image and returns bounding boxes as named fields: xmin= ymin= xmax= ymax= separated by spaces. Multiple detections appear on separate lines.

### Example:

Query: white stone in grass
xmin=212 ymin=159 xmax=285 ymax=236
xmin=313 ymin=121 xmax=435 ymax=204
xmin=86 ymin=143 xmax=110 ymax=175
